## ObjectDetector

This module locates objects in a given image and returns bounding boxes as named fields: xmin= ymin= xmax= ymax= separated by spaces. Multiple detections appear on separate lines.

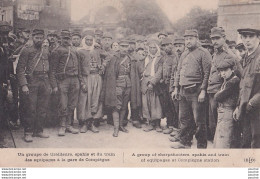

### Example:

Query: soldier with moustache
xmin=159 ymin=37 xmax=179 ymax=134
xmin=171 ymin=29 xmax=212 ymax=149
xmin=50 ymin=30 xmax=80 ymax=136
xmin=46 ymin=30 xmax=60 ymax=127
xmin=101 ymin=39 xmax=132 ymax=137
xmin=173 ymin=36 xmax=185 ymax=59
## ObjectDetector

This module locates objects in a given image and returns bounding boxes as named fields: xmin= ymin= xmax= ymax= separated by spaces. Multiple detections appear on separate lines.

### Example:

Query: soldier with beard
xmin=17 ymin=29 xmax=51 ymax=142
xmin=71 ymin=29 xmax=82 ymax=49
xmin=77 ymin=32 xmax=104 ymax=133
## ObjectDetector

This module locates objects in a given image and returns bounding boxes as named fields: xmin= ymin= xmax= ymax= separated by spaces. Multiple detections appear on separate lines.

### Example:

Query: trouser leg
xmin=35 ymin=79 xmax=50 ymax=133
xmin=249 ymin=111 xmax=260 ymax=148
xmin=67 ymin=77 xmax=79 ymax=127
xmin=25 ymin=83 xmax=38 ymax=134
xmin=208 ymin=93 xmax=218 ymax=140
xmin=191 ymin=95 xmax=207 ymax=149
xmin=9 ymin=76 xmax=19 ymax=123
xmin=178 ymin=96 xmax=193 ymax=146
xmin=240 ymin=118 xmax=252 ymax=148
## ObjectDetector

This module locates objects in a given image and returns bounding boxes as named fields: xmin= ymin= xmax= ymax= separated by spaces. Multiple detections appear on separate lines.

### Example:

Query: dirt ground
xmin=2 ymin=118 xmax=213 ymax=149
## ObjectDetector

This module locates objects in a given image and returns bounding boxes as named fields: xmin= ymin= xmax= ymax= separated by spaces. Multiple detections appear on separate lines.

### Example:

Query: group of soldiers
xmin=0 ymin=20 xmax=260 ymax=149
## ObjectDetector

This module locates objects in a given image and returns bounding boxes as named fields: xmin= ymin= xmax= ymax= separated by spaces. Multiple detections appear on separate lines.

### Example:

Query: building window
xmin=46 ymin=0 xmax=51 ymax=6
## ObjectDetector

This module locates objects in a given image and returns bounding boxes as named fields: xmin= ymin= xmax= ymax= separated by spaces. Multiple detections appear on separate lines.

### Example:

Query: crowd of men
xmin=0 ymin=20 xmax=260 ymax=149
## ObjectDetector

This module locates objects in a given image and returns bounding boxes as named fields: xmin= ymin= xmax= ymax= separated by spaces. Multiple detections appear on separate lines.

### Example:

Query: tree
xmin=172 ymin=7 xmax=217 ymax=40
xmin=122 ymin=0 xmax=171 ymax=35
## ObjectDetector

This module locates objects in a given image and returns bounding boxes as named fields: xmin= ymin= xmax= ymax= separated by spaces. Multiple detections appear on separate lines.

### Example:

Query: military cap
xmin=201 ymin=39 xmax=213 ymax=47
xmin=147 ymin=39 xmax=160 ymax=46
xmin=217 ymin=59 xmax=235 ymax=70
xmin=161 ymin=37 xmax=173 ymax=45
xmin=60 ymin=29 xmax=71 ymax=38
xmin=173 ymin=36 xmax=185 ymax=45
xmin=184 ymin=29 xmax=198 ymax=37
xmin=210 ymin=27 xmax=225 ymax=38
xmin=32 ymin=29 xmax=44 ymax=36
xmin=95 ymin=29 xmax=103 ymax=36
xmin=47 ymin=30 xmax=58 ymax=37
xmin=8 ymin=32 xmax=17 ymax=42
xmin=136 ymin=47 xmax=145 ymax=51
xmin=103 ymin=32 xmax=113 ymax=39
xmin=237 ymin=28 xmax=260 ymax=35
xmin=227 ymin=40 xmax=236 ymax=48
xmin=23 ymin=28 xmax=30 ymax=33
xmin=235 ymin=43 xmax=245 ymax=50
xmin=118 ymin=39 xmax=129 ymax=46
xmin=158 ymin=31 xmax=168 ymax=37
xmin=71 ymin=29 xmax=82 ymax=38
xmin=82 ymin=29 xmax=94 ymax=37
xmin=0 ymin=21 xmax=12 ymax=32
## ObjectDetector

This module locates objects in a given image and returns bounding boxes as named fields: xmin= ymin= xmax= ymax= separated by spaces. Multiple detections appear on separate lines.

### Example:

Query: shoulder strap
xmin=63 ymin=47 xmax=71 ymax=73
xmin=120 ymin=56 xmax=128 ymax=65
xmin=28 ymin=49 xmax=43 ymax=74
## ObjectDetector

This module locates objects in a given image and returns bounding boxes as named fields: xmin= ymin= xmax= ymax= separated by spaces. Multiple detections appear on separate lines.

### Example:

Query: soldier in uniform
xmin=0 ymin=21 xmax=13 ymax=147
xmin=94 ymin=29 xmax=103 ymax=46
xmin=171 ymin=29 xmax=212 ymax=149
xmin=16 ymin=29 xmax=51 ymax=142
xmin=233 ymin=28 xmax=260 ymax=148
xmin=207 ymin=27 xmax=242 ymax=142
xmin=173 ymin=36 xmax=185 ymax=59
xmin=158 ymin=31 xmax=168 ymax=43
xmin=50 ymin=30 xmax=80 ymax=136
xmin=77 ymin=31 xmax=104 ymax=133
xmin=159 ymin=37 xmax=179 ymax=134
xmin=47 ymin=30 xmax=59 ymax=52
xmin=46 ymin=30 xmax=60 ymax=127
xmin=128 ymin=36 xmax=143 ymax=129
xmin=102 ymin=39 xmax=131 ymax=137
xmin=71 ymin=29 xmax=82 ymax=49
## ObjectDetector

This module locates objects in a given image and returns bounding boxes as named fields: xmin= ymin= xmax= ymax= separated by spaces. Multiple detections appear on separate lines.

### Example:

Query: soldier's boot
xmin=80 ymin=121 xmax=88 ymax=133
xmin=58 ymin=116 xmax=67 ymax=136
xmin=143 ymin=120 xmax=155 ymax=132
xmin=119 ymin=110 xmax=129 ymax=133
xmin=163 ymin=126 xmax=174 ymax=134
xmin=66 ymin=126 xmax=79 ymax=134
xmin=33 ymin=131 xmax=49 ymax=138
xmin=155 ymin=119 xmax=163 ymax=133
xmin=24 ymin=133 xmax=33 ymax=143
xmin=89 ymin=119 xmax=99 ymax=133
xmin=132 ymin=121 xmax=142 ymax=129
xmin=0 ymin=135 xmax=7 ymax=148
xmin=112 ymin=111 xmax=119 ymax=137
